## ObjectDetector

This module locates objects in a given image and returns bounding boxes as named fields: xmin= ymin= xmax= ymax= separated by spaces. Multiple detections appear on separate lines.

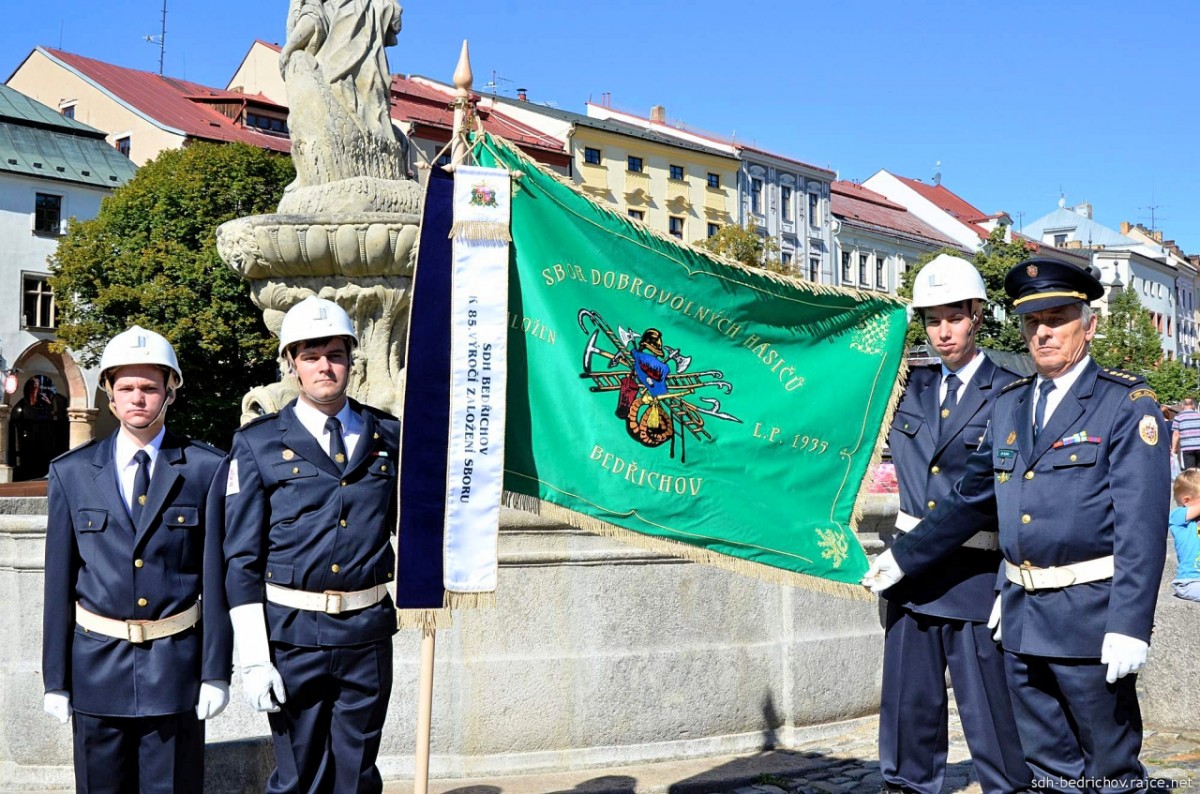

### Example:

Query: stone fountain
xmin=216 ymin=0 xmax=420 ymax=417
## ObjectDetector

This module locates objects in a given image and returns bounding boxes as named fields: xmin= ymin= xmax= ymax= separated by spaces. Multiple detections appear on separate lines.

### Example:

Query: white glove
xmin=230 ymin=603 xmax=286 ymax=712
xmin=196 ymin=680 xmax=230 ymax=720
xmin=861 ymin=549 xmax=905 ymax=594
xmin=1101 ymin=632 xmax=1149 ymax=684
xmin=987 ymin=594 xmax=1002 ymax=642
xmin=44 ymin=690 xmax=71 ymax=724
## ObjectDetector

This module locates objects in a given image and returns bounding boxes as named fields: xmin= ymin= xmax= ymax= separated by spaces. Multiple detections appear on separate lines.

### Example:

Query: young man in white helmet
xmin=223 ymin=295 xmax=400 ymax=793
xmin=41 ymin=325 xmax=232 ymax=793
xmin=876 ymin=254 xmax=1031 ymax=794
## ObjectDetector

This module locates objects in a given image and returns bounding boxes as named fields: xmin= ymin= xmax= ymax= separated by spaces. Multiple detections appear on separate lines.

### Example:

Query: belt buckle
xmin=323 ymin=592 xmax=344 ymax=615
xmin=127 ymin=621 xmax=147 ymax=644
xmin=1018 ymin=562 xmax=1037 ymax=592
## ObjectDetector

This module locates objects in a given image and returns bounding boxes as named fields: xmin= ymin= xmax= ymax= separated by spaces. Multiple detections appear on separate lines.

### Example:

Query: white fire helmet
xmin=278 ymin=296 xmax=358 ymax=356
xmin=98 ymin=325 xmax=182 ymax=388
xmin=911 ymin=254 xmax=988 ymax=309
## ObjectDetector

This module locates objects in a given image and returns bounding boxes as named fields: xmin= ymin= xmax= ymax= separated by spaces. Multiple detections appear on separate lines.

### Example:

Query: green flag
xmin=476 ymin=134 xmax=907 ymax=595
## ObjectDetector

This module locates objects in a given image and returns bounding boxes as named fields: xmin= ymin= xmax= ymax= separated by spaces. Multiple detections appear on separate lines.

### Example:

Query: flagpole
xmin=413 ymin=39 xmax=474 ymax=794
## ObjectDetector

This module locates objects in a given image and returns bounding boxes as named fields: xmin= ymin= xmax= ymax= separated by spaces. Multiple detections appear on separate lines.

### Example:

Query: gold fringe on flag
xmin=445 ymin=592 xmax=497 ymax=610
xmin=449 ymin=220 xmax=512 ymax=242
xmin=397 ymin=607 xmax=453 ymax=634
xmin=501 ymin=490 xmax=875 ymax=602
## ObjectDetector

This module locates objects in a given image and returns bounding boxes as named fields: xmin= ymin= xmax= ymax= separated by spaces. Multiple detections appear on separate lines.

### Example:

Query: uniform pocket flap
xmin=368 ymin=457 xmax=395 ymax=478
xmin=992 ymin=448 xmax=1017 ymax=472
xmin=1051 ymin=445 xmax=1099 ymax=467
xmin=964 ymin=423 xmax=988 ymax=448
xmin=77 ymin=509 xmax=108 ymax=532
xmin=166 ymin=505 xmax=199 ymax=528
xmin=266 ymin=563 xmax=294 ymax=586
xmin=272 ymin=460 xmax=318 ymax=480
xmin=892 ymin=411 xmax=924 ymax=437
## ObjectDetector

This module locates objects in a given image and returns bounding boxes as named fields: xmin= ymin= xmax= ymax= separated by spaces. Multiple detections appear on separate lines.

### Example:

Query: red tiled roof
xmin=832 ymin=181 xmax=963 ymax=249
xmin=892 ymin=174 xmax=993 ymax=240
xmin=41 ymin=47 xmax=290 ymax=153
xmin=390 ymin=76 xmax=565 ymax=160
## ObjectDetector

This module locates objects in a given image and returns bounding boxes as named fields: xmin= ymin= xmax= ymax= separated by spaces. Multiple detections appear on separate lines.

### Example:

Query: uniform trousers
xmin=267 ymin=640 xmax=393 ymax=794
xmin=880 ymin=603 xmax=1031 ymax=794
xmin=1004 ymin=652 xmax=1144 ymax=794
xmin=72 ymin=710 xmax=204 ymax=794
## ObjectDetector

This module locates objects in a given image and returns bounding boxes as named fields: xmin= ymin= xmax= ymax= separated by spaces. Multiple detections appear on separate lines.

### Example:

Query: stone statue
xmin=278 ymin=0 xmax=418 ymax=214
xmin=217 ymin=0 xmax=424 ymax=418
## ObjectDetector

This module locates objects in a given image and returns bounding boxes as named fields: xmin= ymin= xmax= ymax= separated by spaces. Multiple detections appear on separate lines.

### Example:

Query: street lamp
xmin=0 ymin=342 xmax=19 ymax=395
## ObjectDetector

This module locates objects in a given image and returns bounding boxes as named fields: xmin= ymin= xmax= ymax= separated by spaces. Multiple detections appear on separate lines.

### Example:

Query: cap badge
xmin=1026 ymin=264 xmax=1039 ymax=277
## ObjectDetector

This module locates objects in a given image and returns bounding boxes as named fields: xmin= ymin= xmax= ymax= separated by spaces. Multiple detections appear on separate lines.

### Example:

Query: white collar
xmin=293 ymin=397 xmax=359 ymax=439
xmin=114 ymin=426 xmax=166 ymax=470
xmin=1035 ymin=355 xmax=1091 ymax=395
xmin=941 ymin=350 xmax=985 ymax=389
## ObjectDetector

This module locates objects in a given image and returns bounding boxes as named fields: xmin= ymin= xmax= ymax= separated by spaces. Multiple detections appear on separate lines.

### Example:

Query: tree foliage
xmin=697 ymin=223 xmax=783 ymax=272
xmin=1145 ymin=358 xmax=1198 ymax=407
xmin=897 ymin=228 xmax=1030 ymax=352
xmin=50 ymin=142 xmax=295 ymax=448
xmin=1091 ymin=288 xmax=1164 ymax=372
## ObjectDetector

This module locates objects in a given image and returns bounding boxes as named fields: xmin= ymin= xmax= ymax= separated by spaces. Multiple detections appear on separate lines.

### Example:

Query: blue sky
xmin=3 ymin=1 xmax=1198 ymax=252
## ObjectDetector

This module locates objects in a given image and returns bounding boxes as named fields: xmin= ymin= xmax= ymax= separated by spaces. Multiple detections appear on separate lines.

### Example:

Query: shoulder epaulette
xmin=235 ymin=411 xmax=279 ymax=432
xmin=50 ymin=437 xmax=100 ymax=464
xmin=1000 ymin=375 xmax=1034 ymax=394
xmin=1098 ymin=367 xmax=1145 ymax=387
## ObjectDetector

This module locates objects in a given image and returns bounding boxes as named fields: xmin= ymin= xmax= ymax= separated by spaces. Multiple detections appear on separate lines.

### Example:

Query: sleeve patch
xmin=1129 ymin=387 xmax=1157 ymax=403
xmin=1139 ymin=415 xmax=1160 ymax=446
xmin=226 ymin=459 xmax=240 ymax=496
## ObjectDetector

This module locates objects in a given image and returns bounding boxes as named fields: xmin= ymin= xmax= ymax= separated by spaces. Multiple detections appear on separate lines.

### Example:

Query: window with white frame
xmin=668 ymin=216 xmax=684 ymax=239
xmin=858 ymin=253 xmax=869 ymax=285
xmin=809 ymin=257 xmax=820 ymax=282
xmin=22 ymin=273 xmax=57 ymax=329
xmin=876 ymin=255 xmax=886 ymax=290
xmin=781 ymin=185 xmax=792 ymax=223
xmin=842 ymin=251 xmax=852 ymax=282
xmin=808 ymin=191 xmax=821 ymax=227
xmin=751 ymin=178 xmax=763 ymax=215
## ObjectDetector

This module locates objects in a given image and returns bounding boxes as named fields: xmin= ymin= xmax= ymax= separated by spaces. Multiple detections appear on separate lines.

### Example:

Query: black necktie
xmin=326 ymin=417 xmax=347 ymax=471
xmin=940 ymin=374 xmax=961 ymax=423
xmin=1033 ymin=380 xmax=1056 ymax=441
xmin=131 ymin=450 xmax=151 ymax=525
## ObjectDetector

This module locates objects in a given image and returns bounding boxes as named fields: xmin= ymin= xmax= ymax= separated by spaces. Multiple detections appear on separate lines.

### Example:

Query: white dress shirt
xmin=293 ymin=398 xmax=362 ymax=462
xmin=115 ymin=427 xmax=165 ymax=514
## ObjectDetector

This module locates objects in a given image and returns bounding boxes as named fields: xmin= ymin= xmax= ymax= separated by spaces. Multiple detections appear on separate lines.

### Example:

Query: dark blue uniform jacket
xmin=224 ymin=399 xmax=399 ymax=648
xmin=42 ymin=430 xmax=231 ymax=716
xmin=886 ymin=357 xmax=1018 ymax=622
xmin=892 ymin=360 xmax=1169 ymax=658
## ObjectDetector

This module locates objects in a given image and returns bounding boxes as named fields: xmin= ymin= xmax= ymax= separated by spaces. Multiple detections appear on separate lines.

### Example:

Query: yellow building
xmin=410 ymin=78 xmax=739 ymax=245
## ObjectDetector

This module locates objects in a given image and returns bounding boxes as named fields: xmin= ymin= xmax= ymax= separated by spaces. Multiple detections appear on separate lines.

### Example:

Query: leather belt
xmin=76 ymin=601 xmax=200 ymax=644
xmin=1005 ymin=556 xmax=1115 ymax=591
xmin=896 ymin=511 xmax=999 ymax=551
xmin=266 ymin=583 xmax=388 ymax=615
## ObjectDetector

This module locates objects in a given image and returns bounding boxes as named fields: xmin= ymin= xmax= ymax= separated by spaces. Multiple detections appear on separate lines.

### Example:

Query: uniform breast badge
xmin=1139 ymin=416 xmax=1159 ymax=446
xmin=997 ymin=472 xmax=1011 ymax=484
xmin=1006 ymin=431 xmax=1017 ymax=445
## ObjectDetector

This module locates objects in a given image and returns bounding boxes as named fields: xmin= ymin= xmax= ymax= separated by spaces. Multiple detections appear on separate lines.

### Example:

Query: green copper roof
xmin=0 ymin=83 xmax=137 ymax=188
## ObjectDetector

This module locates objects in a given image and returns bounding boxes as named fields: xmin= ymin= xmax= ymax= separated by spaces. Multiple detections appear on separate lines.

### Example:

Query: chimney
xmin=1121 ymin=221 xmax=1132 ymax=235
xmin=650 ymin=105 xmax=666 ymax=123
xmin=1073 ymin=201 xmax=1092 ymax=219
xmin=516 ymin=88 xmax=528 ymax=102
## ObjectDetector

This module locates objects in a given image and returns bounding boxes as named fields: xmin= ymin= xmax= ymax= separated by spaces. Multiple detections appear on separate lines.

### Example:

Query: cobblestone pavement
xmin=398 ymin=702 xmax=1200 ymax=794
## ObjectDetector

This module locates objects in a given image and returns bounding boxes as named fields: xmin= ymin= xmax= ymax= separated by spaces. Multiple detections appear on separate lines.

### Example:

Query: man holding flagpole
xmin=878 ymin=255 xmax=1030 ymax=794
xmin=224 ymin=295 xmax=400 ymax=794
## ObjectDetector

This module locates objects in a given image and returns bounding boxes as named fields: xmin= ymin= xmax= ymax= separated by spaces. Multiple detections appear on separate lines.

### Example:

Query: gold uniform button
xmin=339 ymin=519 xmax=347 ymax=527
xmin=1024 ymin=471 xmax=1034 ymax=480
xmin=927 ymin=500 xmax=936 ymax=510
xmin=293 ymin=467 xmax=300 ymax=474
xmin=134 ymin=559 xmax=144 ymax=568
xmin=387 ymin=571 xmax=393 ymax=580
xmin=331 ymin=564 xmax=341 ymax=574
xmin=380 ymin=465 xmax=388 ymax=472
xmin=177 ymin=515 xmax=185 ymax=524
xmin=137 ymin=598 xmax=148 ymax=607
xmin=266 ymin=571 xmax=273 ymax=579
xmin=931 ymin=466 xmax=940 ymax=475
xmin=1022 ymin=514 xmax=1032 ymax=524
xmin=1070 ymin=454 xmax=1078 ymax=462
xmin=340 ymin=480 xmax=347 ymax=487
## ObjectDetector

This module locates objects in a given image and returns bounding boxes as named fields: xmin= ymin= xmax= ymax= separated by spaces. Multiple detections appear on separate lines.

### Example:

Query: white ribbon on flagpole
xmin=444 ymin=164 xmax=510 ymax=605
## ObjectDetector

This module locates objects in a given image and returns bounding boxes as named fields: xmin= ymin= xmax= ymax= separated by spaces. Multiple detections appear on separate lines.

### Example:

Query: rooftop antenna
xmin=144 ymin=0 xmax=167 ymax=75
xmin=483 ymin=69 xmax=512 ymax=96
xmin=932 ymin=160 xmax=942 ymax=186
xmin=1015 ymin=210 xmax=1026 ymax=232
xmin=1140 ymin=203 xmax=1165 ymax=231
